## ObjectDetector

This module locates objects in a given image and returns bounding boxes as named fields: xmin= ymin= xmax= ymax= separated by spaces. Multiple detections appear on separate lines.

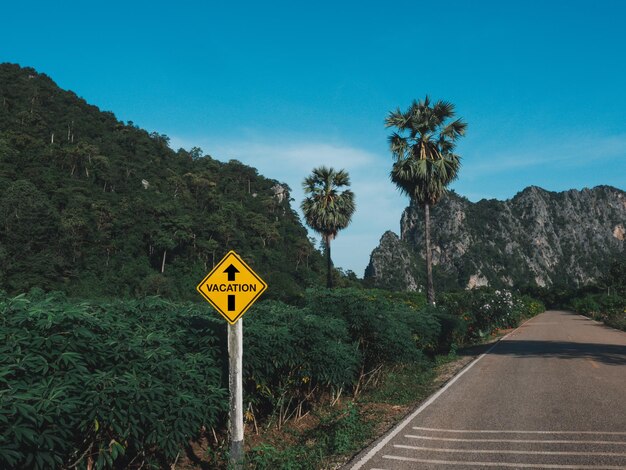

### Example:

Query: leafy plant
xmin=0 ymin=293 xmax=227 ymax=469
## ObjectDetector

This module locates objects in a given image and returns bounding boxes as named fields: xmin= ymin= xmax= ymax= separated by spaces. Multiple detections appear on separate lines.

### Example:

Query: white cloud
xmin=461 ymin=133 xmax=626 ymax=178
xmin=214 ymin=141 xmax=377 ymax=172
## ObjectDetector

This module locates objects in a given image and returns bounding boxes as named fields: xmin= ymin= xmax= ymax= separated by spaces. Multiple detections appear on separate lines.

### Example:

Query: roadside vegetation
xmin=521 ymin=257 xmax=626 ymax=331
xmin=0 ymin=287 xmax=544 ymax=469
xmin=572 ymin=294 xmax=626 ymax=330
xmin=568 ymin=257 xmax=626 ymax=331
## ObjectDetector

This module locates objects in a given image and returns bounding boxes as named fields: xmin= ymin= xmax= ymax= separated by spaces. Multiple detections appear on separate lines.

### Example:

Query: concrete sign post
xmin=196 ymin=250 xmax=267 ymax=467
xmin=228 ymin=320 xmax=244 ymax=465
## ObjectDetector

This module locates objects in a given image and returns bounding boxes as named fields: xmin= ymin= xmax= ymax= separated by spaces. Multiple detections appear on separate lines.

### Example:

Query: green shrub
xmin=243 ymin=301 xmax=359 ymax=421
xmin=571 ymin=295 xmax=601 ymax=316
xmin=0 ymin=294 xmax=227 ymax=469
xmin=431 ymin=307 xmax=463 ymax=353
xmin=366 ymin=361 xmax=434 ymax=405
xmin=247 ymin=443 xmax=319 ymax=470
xmin=306 ymin=288 xmax=439 ymax=368
xmin=571 ymin=293 xmax=626 ymax=331
xmin=519 ymin=296 xmax=546 ymax=317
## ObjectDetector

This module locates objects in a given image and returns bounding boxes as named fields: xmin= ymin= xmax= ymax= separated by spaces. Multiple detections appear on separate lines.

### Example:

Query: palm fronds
xmin=301 ymin=166 xmax=356 ymax=288
xmin=386 ymin=96 xmax=466 ymax=204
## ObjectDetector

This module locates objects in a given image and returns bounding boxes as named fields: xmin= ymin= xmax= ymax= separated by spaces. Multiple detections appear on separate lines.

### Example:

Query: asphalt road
xmin=347 ymin=311 xmax=626 ymax=470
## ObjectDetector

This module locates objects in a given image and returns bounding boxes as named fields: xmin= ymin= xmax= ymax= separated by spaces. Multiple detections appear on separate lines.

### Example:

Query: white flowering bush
xmin=440 ymin=288 xmax=544 ymax=343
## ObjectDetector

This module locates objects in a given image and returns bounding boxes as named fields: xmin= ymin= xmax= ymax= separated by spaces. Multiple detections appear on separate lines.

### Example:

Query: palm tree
xmin=386 ymin=96 xmax=467 ymax=304
xmin=301 ymin=166 xmax=356 ymax=288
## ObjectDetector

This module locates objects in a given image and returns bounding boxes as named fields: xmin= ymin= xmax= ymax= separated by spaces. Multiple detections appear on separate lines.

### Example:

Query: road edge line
xmin=577 ymin=312 xmax=625 ymax=333
xmin=345 ymin=314 xmax=538 ymax=469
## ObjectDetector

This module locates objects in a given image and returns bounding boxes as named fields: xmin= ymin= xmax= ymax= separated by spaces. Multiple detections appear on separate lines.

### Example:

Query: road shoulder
xmin=341 ymin=335 xmax=511 ymax=469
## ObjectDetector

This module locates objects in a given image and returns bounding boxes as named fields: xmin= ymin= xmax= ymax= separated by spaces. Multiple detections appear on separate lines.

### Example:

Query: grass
xmin=206 ymin=328 xmax=523 ymax=469
xmin=244 ymin=402 xmax=371 ymax=469
xmin=239 ymin=356 xmax=448 ymax=469
xmin=365 ymin=360 xmax=437 ymax=406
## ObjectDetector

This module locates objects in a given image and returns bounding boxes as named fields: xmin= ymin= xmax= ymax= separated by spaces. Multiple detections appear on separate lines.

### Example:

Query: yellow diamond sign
xmin=196 ymin=251 xmax=268 ymax=324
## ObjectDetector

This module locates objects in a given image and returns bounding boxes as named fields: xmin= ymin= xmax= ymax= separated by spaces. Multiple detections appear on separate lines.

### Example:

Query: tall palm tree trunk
xmin=424 ymin=203 xmax=435 ymax=304
xmin=326 ymin=236 xmax=333 ymax=289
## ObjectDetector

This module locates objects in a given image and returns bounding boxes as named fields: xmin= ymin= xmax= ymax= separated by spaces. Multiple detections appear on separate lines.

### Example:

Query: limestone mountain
xmin=365 ymin=186 xmax=626 ymax=291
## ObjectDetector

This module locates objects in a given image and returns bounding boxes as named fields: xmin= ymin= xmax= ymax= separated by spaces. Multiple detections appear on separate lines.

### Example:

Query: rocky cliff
xmin=365 ymin=186 xmax=626 ymax=291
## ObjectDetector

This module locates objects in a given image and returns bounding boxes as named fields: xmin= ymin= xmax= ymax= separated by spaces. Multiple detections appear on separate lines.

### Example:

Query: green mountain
xmin=0 ymin=63 xmax=326 ymax=301
xmin=366 ymin=186 xmax=626 ymax=291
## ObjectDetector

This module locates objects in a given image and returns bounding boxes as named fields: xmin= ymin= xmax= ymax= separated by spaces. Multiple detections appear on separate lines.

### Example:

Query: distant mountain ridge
xmin=365 ymin=185 xmax=626 ymax=291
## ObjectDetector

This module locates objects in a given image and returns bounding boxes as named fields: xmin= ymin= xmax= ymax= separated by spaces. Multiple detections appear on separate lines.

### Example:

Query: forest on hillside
xmin=0 ymin=63 xmax=332 ymax=302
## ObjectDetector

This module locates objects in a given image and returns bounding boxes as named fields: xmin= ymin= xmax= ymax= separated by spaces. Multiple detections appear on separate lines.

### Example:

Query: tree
xmin=301 ymin=167 xmax=355 ymax=288
xmin=0 ymin=180 xmax=63 ymax=290
xmin=386 ymin=96 xmax=466 ymax=304
xmin=601 ymin=255 xmax=626 ymax=296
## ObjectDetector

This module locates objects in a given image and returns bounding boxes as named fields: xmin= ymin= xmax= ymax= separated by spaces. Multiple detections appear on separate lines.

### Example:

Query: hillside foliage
xmin=0 ymin=63 xmax=327 ymax=302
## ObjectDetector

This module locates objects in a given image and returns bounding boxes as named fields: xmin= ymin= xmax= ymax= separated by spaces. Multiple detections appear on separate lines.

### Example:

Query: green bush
xmin=571 ymin=295 xmax=601 ymax=316
xmin=313 ymin=402 xmax=370 ymax=455
xmin=0 ymin=289 xmax=446 ymax=468
xmin=431 ymin=306 xmax=464 ymax=353
xmin=247 ymin=443 xmax=320 ymax=470
xmin=306 ymin=288 xmax=439 ymax=367
xmin=518 ymin=295 xmax=546 ymax=317
xmin=244 ymin=301 xmax=359 ymax=421
xmin=571 ymin=293 xmax=626 ymax=331
xmin=0 ymin=294 xmax=227 ymax=469
xmin=242 ymin=290 xmax=441 ymax=423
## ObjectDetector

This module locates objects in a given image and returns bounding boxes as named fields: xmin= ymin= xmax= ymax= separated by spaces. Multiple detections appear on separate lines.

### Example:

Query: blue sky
xmin=3 ymin=0 xmax=625 ymax=275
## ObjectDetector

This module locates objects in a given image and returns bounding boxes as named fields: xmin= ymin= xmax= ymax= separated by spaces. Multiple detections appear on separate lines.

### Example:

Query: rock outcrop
xmin=365 ymin=186 xmax=626 ymax=290
xmin=364 ymin=231 xmax=423 ymax=291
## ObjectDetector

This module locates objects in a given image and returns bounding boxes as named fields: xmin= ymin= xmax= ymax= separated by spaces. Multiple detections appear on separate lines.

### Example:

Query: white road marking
xmin=382 ymin=455 xmax=626 ymax=469
xmin=578 ymin=313 xmax=626 ymax=332
xmin=394 ymin=444 xmax=626 ymax=457
xmin=579 ymin=314 xmax=602 ymax=325
xmin=405 ymin=435 xmax=626 ymax=445
xmin=412 ymin=427 xmax=626 ymax=435
xmin=347 ymin=319 xmax=533 ymax=469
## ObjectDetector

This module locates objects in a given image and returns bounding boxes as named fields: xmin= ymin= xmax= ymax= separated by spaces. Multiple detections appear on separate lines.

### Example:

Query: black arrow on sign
xmin=223 ymin=264 xmax=240 ymax=281
xmin=228 ymin=295 xmax=236 ymax=311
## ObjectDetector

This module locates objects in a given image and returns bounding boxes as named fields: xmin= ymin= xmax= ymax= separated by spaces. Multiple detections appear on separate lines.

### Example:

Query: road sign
xmin=196 ymin=251 xmax=267 ymax=467
xmin=196 ymin=250 xmax=268 ymax=324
